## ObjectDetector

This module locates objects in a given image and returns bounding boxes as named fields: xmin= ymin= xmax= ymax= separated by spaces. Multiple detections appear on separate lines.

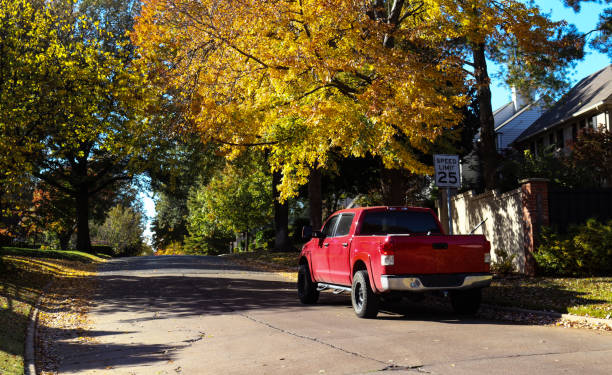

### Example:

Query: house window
xmin=589 ymin=115 xmax=598 ymax=129
xmin=557 ymin=129 xmax=564 ymax=148
xmin=537 ymin=138 xmax=544 ymax=155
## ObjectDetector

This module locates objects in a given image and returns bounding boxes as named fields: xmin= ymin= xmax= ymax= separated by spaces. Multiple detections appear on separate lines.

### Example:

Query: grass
xmin=0 ymin=247 xmax=104 ymax=263
xmin=0 ymin=248 xmax=103 ymax=374
xmin=227 ymin=250 xmax=612 ymax=319
xmin=484 ymin=277 xmax=612 ymax=319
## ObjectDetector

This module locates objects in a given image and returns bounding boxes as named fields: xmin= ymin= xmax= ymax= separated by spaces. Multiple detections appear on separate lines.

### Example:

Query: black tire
xmin=351 ymin=270 xmax=379 ymax=318
xmin=450 ymin=288 xmax=482 ymax=315
xmin=297 ymin=263 xmax=319 ymax=304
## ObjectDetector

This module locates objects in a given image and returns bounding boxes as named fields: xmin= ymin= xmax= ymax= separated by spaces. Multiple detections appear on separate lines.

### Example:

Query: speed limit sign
xmin=434 ymin=154 xmax=461 ymax=188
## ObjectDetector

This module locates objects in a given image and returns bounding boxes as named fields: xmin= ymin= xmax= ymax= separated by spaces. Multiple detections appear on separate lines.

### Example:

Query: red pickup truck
xmin=298 ymin=206 xmax=492 ymax=318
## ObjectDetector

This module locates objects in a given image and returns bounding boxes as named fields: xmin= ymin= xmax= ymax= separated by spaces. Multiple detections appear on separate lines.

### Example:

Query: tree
xmin=91 ymin=205 xmax=147 ymax=256
xmin=186 ymin=153 xmax=273 ymax=253
xmin=147 ymin=136 xmax=224 ymax=250
xmin=6 ymin=1 xmax=153 ymax=252
xmin=134 ymin=0 xmax=585 ymax=198
xmin=570 ymin=128 xmax=612 ymax=187
xmin=564 ymin=0 xmax=612 ymax=57
xmin=430 ymin=0 xmax=584 ymax=189
xmin=23 ymin=185 xmax=76 ymax=250
xmin=0 ymin=0 xmax=62 ymax=214
xmin=133 ymin=0 xmax=469 ymax=200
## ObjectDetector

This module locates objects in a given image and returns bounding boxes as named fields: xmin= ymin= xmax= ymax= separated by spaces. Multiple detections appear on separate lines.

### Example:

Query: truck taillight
xmin=379 ymin=238 xmax=394 ymax=266
xmin=379 ymin=238 xmax=393 ymax=254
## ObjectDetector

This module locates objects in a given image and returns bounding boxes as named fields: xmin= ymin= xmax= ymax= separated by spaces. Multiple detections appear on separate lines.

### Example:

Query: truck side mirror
xmin=303 ymin=226 xmax=324 ymax=240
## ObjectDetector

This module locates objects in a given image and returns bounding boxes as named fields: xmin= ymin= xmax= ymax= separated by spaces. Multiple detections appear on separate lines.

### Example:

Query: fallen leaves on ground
xmin=36 ymin=260 xmax=99 ymax=375
xmin=0 ymin=255 xmax=100 ymax=375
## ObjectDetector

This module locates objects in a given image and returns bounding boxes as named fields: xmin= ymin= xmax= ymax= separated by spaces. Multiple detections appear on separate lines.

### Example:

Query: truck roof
xmin=332 ymin=206 xmax=434 ymax=215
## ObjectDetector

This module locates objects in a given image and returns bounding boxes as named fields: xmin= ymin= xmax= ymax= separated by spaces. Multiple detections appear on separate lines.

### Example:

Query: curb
xmin=25 ymin=282 xmax=52 ymax=375
xmin=483 ymin=304 xmax=612 ymax=328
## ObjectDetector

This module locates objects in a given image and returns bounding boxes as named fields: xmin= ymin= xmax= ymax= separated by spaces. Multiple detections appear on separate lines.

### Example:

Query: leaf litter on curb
xmin=34 ymin=260 xmax=100 ymax=375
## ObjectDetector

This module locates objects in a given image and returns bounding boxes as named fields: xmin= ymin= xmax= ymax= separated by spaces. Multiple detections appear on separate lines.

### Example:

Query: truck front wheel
xmin=298 ymin=264 xmax=319 ymax=304
xmin=450 ymin=288 xmax=482 ymax=315
xmin=351 ymin=270 xmax=379 ymax=318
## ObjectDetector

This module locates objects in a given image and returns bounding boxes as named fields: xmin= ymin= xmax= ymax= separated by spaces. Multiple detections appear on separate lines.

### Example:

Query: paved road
xmin=55 ymin=256 xmax=612 ymax=375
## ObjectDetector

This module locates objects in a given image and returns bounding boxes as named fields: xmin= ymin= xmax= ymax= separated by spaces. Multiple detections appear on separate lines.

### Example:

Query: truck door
xmin=327 ymin=213 xmax=354 ymax=286
xmin=310 ymin=214 xmax=339 ymax=283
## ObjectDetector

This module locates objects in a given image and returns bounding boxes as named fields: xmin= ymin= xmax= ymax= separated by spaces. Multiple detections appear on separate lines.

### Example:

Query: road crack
xmin=240 ymin=313 xmax=392 ymax=366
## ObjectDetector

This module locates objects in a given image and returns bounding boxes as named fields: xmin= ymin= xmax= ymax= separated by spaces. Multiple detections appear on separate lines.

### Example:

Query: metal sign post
xmin=446 ymin=188 xmax=452 ymax=235
xmin=433 ymin=154 xmax=461 ymax=235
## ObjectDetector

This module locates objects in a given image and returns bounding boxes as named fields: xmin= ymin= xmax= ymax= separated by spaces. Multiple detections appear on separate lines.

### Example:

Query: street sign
xmin=434 ymin=154 xmax=461 ymax=188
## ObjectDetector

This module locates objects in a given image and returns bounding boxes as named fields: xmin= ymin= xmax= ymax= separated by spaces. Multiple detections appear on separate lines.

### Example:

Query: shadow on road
xmin=38 ymin=256 xmax=606 ymax=373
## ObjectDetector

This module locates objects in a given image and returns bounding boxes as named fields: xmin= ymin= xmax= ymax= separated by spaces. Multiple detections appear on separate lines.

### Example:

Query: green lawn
xmin=227 ymin=251 xmax=612 ymax=319
xmin=0 ymin=247 xmax=105 ymax=263
xmin=484 ymin=277 xmax=612 ymax=319
xmin=0 ymin=248 xmax=103 ymax=374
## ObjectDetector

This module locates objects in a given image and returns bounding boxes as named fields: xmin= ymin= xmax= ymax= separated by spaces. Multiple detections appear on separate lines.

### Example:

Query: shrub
xmin=535 ymin=219 xmax=612 ymax=276
xmin=490 ymin=248 xmax=516 ymax=275
xmin=253 ymin=228 xmax=275 ymax=251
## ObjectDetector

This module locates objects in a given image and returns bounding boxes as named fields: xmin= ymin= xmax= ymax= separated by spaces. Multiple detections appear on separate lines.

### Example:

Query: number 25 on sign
xmin=434 ymin=154 xmax=461 ymax=188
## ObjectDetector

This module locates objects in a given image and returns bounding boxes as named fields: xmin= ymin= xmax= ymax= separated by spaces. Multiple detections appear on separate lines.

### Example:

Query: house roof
xmin=514 ymin=64 xmax=612 ymax=144
xmin=474 ymin=98 xmax=544 ymax=148
xmin=495 ymin=100 xmax=546 ymax=149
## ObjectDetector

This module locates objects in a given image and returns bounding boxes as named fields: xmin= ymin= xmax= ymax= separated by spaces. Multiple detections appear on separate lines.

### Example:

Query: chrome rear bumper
xmin=380 ymin=274 xmax=492 ymax=292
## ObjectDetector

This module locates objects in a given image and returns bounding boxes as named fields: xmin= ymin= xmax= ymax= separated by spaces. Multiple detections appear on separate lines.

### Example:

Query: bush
xmin=535 ymin=219 xmax=612 ymax=276
xmin=490 ymin=248 xmax=516 ymax=275
xmin=183 ymin=229 xmax=233 ymax=255
xmin=252 ymin=228 xmax=275 ymax=251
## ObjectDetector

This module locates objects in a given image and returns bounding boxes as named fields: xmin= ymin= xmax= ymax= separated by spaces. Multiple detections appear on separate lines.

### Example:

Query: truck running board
xmin=317 ymin=283 xmax=351 ymax=294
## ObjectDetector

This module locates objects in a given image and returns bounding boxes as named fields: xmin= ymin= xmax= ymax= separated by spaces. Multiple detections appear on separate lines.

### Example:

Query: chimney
xmin=512 ymin=86 xmax=529 ymax=112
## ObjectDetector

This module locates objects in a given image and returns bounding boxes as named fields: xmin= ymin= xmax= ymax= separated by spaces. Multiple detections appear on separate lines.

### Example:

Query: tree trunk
xmin=472 ymin=43 xmax=499 ymax=190
xmin=272 ymin=170 xmax=292 ymax=251
xmin=75 ymin=187 xmax=91 ymax=252
xmin=381 ymin=168 xmax=405 ymax=206
xmin=59 ymin=231 xmax=71 ymax=250
xmin=245 ymin=229 xmax=249 ymax=252
xmin=308 ymin=167 xmax=322 ymax=230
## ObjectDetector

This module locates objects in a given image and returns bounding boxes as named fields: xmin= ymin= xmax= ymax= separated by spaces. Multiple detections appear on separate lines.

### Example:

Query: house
xmin=513 ymin=64 xmax=612 ymax=153
xmin=461 ymin=88 xmax=546 ymax=188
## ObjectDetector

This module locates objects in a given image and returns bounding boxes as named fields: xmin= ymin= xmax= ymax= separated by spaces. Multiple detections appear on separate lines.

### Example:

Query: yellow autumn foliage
xmin=134 ymin=0 xmax=472 ymax=199
xmin=133 ymin=0 xmax=580 ymax=199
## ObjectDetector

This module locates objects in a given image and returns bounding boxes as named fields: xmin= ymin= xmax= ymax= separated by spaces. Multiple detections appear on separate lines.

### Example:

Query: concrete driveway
xmin=53 ymin=256 xmax=612 ymax=375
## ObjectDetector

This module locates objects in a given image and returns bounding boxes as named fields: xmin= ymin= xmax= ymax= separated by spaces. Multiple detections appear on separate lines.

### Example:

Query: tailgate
xmin=388 ymin=235 xmax=490 ymax=274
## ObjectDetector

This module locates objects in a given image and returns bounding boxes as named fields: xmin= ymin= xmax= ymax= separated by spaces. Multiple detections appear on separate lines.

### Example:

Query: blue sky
xmin=490 ymin=0 xmax=611 ymax=108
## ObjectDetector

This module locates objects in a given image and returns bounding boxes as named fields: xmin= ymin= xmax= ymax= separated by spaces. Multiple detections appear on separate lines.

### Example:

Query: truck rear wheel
xmin=297 ymin=264 xmax=319 ymax=304
xmin=351 ymin=270 xmax=379 ymax=318
xmin=450 ymin=288 xmax=482 ymax=315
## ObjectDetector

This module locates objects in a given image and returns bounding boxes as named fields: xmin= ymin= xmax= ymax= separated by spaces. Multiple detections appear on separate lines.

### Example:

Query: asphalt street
xmin=53 ymin=255 xmax=612 ymax=375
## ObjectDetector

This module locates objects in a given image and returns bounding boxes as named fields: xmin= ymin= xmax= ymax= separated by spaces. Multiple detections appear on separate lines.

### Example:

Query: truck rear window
xmin=359 ymin=211 xmax=441 ymax=235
